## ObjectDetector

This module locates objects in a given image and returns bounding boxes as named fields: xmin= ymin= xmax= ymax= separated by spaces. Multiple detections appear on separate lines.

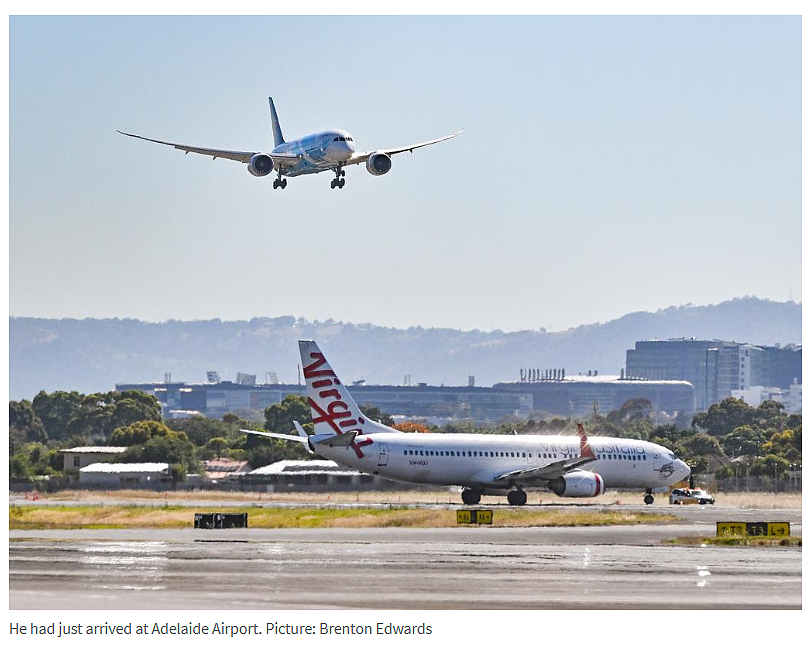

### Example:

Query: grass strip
xmin=10 ymin=504 xmax=679 ymax=530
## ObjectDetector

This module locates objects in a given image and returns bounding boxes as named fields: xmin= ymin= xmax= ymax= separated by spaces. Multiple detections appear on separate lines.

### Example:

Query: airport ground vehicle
xmin=669 ymin=487 xmax=715 ymax=505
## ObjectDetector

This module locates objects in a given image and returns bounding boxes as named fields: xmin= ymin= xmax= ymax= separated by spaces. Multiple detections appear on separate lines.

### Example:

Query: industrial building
xmin=60 ymin=446 xmax=127 ymax=473
xmin=494 ymin=374 xmax=695 ymax=419
xmin=118 ymin=372 xmax=695 ymax=422
xmin=116 ymin=380 xmax=534 ymax=422
xmin=239 ymin=459 xmax=404 ymax=491
xmin=79 ymin=462 xmax=170 ymax=487
xmin=625 ymin=339 xmax=802 ymax=412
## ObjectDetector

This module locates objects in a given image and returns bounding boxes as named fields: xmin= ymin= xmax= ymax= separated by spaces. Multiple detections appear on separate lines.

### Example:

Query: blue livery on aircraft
xmin=119 ymin=97 xmax=461 ymax=189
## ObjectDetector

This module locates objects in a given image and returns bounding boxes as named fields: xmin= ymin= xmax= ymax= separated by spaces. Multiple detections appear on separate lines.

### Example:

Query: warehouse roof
xmin=80 ymin=463 xmax=169 ymax=473
xmin=249 ymin=459 xmax=358 ymax=476
xmin=59 ymin=446 xmax=127 ymax=454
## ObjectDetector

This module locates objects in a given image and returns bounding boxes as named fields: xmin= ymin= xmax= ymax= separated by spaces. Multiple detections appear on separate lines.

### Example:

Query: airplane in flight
xmin=119 ymin=97 xmax=461 ymax=190
xmin=242 ymin=341 xmax=691 ymax=506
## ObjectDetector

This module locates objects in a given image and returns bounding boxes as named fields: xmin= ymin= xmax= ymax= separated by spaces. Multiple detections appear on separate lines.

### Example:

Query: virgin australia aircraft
xmin=118 ymin=97 xmax=461 ymax=190
xmin=242 ymin=341 xmax=691 ymax=506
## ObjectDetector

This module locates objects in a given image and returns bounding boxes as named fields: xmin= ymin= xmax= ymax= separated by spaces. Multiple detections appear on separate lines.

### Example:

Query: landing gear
xmin=507 ymin=489 xmax=527 ymax=506
xmin=272 ymin=176 xmax=287 ymax=190
xmin=643 ymin=491 xmax=654 ymax=505
xmin=330 ymin=167 xmax=346 ymax=189
xmin=461 ymin=488 xmax=481 ymax=505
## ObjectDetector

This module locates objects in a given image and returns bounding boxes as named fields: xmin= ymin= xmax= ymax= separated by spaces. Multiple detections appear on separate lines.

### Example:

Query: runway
xmin=10 ymin=505 xmax=802 ymax=609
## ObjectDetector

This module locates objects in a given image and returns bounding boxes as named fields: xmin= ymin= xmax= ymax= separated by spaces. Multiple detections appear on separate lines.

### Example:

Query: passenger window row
xmin=400 ymin=449 xmax=647 ymax=462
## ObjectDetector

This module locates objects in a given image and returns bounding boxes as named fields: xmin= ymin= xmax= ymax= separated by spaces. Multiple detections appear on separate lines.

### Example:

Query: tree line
xmin=9 ymin=390 xmax=801 ymax=483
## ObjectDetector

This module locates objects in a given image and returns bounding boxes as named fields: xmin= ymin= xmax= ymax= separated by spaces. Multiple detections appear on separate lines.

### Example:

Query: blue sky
xmin=9 ymin=16 xmax=801 ymax=332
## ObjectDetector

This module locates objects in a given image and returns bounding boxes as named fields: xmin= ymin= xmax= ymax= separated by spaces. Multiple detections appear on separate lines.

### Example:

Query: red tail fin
xmin=578 ymin=423 xmax=596 ymax=458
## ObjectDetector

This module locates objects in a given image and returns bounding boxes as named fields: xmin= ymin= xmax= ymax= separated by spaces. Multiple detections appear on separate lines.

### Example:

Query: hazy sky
xmin=9 ymin=16 xmax=801 ymax=332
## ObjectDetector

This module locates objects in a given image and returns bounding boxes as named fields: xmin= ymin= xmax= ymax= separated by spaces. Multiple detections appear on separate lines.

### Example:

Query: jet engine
xmin=366 ymin=152 xmax=392 ymax=176
xmin=547 ymin=471 xmax=604 ymax=498
xmin=248 ymin=153 xmax=275 ymax=177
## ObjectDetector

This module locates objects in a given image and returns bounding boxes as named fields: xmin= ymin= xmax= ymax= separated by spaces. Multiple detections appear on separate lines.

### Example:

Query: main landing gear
xmin=272 ymin=173 xmax=287 ymax=190
xmin=330 ymin=167 xmax=346 ymax=189
xmin=461 ymin=488 xmax=481 ymax=505
xmin=507 ymin=488 xmax=527 ymax=506
xmin=643 ymin=490 xmax=654 ymax=505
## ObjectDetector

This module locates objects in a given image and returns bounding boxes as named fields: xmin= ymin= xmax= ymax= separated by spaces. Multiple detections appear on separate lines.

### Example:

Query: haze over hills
xmin=9 ymin=297 xmax=802 ymax=399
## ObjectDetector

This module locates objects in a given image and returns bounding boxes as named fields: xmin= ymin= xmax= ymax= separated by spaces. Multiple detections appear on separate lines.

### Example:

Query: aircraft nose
xmin=677 ymin=459 xmax=691 ymax=482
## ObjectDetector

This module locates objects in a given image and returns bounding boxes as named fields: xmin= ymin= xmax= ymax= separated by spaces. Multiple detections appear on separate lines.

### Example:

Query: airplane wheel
xmin=281 ymin=179 xmax=287 ymax=188
xmin=507 ymin=490 xmax=527 ymax=506
xmin=338 ymin=179 xmax=345 ymax=188
xmin=461 ymin=488 xmax=481 ymax=505
xmin=330 ymin=180 xmax=337 ymax=189
xmin=273 ymin=180 xmax=279 ymax=189
xmin=644 ymin=494 xmax=654 ymax=505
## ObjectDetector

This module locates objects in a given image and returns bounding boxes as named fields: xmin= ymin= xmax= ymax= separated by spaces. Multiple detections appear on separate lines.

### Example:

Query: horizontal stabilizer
xmin=240 ymin=429 xmax=309 ymax=444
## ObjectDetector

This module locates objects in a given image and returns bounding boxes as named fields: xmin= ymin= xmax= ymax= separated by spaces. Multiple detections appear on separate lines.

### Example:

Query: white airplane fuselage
xmin=271 ymin=130 xmax=355 ymax=176
xmin=242 ymin=340 xmax=691 ymax=504
xmin=312 ymin=431 xmax=690 ymax=491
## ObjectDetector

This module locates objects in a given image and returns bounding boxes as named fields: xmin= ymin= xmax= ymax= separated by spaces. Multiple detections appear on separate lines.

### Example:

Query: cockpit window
xmin=668 ymin=453 xmax=677 ymax=460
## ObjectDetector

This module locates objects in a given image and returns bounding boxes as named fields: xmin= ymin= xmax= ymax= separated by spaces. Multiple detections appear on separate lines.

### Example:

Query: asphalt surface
xmin=9 ymin=504 xmax=801 ymax=610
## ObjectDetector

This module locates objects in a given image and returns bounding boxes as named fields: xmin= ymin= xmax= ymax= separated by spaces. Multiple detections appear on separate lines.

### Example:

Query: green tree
xmin=724 ymin=425 xmax=767 ymax=457
xmin=168 ymin=416 xmax=231 ymax=446
xmin=206 ymin=437 xmax=229 ymax=459
xmin=244 ymin=437 xmax=308 ymax=468
xmin=680 ymin=432 xmax=723 ymax=456
xmin=359 ymin=404 xmax=395 ymax=427
xmin=109 ymin=420 xmax=176 ymax=446
xmin=117 ymin=432 xmax=200 ymax=473
xmin=264 ymin=394 xmax=313 ymax=434
xmin=691 ymin=397 xmax=754 ymax=437
xmin=750 ymin=454 xmax=790 ymax=478
xmin=9 ymin=399 xmax=48 ymax=446
xmin=67 ymin=391 xmax=161 ymax=441
xmin=31 ymin=390 xmax=83 ymax=440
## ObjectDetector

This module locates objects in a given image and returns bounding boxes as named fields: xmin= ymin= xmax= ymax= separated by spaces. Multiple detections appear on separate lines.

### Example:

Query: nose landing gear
xmin=330 ymin=167 xmax=346 ymax=189
xmin=643 ymin=490 xmax=654 ymax=505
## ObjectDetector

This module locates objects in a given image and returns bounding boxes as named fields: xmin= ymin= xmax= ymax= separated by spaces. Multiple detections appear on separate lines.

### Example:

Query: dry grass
xmin=17 ymin=489 xmax=801 ymax=509
xmin=9 ymin=505 xmax=679 ymax=530
xmin=666 ymin=536 xmax=802 ymax=547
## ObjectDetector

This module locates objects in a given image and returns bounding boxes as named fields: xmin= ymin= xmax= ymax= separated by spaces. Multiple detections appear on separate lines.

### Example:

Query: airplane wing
xmin=117 ymin=130 xmax=301 ymax=166
xmin=344 ymin=129 xmax=463 ymax=166
xmin=494 ymin=456 xmax=597 ymax=484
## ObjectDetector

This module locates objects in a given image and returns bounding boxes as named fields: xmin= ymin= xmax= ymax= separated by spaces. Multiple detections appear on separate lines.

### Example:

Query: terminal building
xmin=625 ymin=339 xmax=802 ymax=412
xmin=494 ymin=374 xmax=694 ymax=419
xmin=118 ymin=373 xmax=694 ymax=422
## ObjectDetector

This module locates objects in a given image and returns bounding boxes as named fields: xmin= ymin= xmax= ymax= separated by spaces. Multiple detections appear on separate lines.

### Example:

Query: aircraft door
xmin=653 ymin=452 xmax=661 ymax=471
xmin=378 ymin=443 xmax=389 ymax=467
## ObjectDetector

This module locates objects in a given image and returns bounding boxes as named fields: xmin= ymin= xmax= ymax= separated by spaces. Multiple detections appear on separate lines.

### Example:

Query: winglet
xmin=578 ymin=423 xmax=596 ymax=459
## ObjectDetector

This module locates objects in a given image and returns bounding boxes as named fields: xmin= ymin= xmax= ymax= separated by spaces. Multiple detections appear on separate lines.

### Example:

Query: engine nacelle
xmin=248 ymin=153 xmax=274 ymax=177
xmin=366 ymin=152 xmax=392 ymax=176
xmin=547 ymin=471 xmax=605 ymax=498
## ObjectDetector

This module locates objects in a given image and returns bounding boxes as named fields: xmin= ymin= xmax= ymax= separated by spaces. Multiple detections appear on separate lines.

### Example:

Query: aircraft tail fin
xmin=578 ymin=423 xmax=596 ymax=459
xmin=298 ymin=340 xmax=398 ymax=436
xmin=268 ymin=97 xmax=285 ymax=147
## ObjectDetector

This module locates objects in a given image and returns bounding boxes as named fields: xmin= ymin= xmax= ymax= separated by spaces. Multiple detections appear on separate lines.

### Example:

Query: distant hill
xmin=9 ymin=297 xmax=802 ymax=399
